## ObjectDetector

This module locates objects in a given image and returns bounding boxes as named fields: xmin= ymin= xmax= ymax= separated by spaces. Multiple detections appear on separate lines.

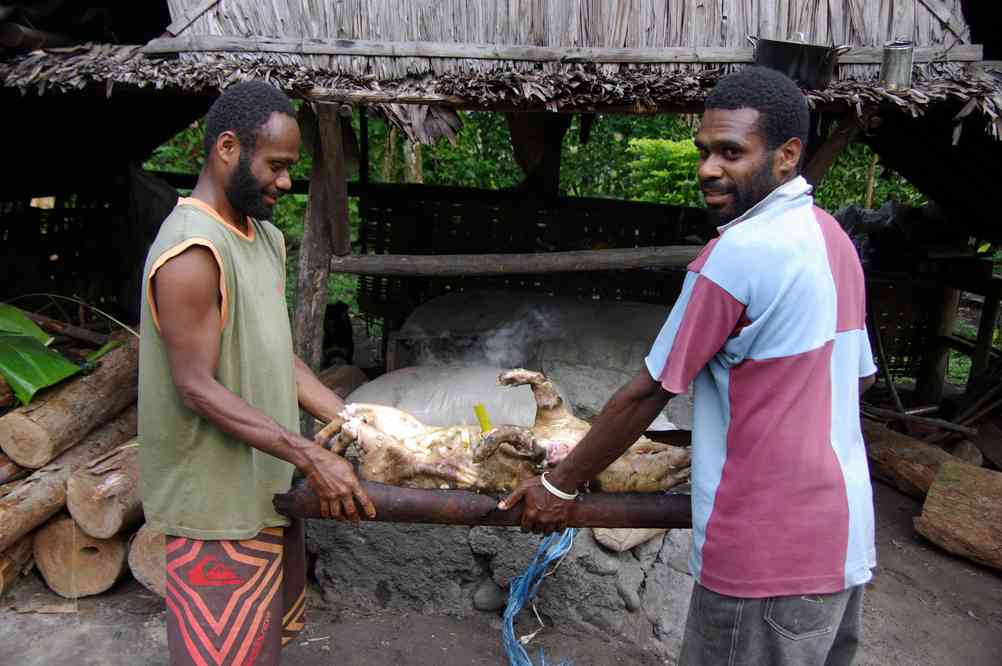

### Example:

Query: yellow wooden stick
xmin=474 ymin=403 xmax=492 ymax=432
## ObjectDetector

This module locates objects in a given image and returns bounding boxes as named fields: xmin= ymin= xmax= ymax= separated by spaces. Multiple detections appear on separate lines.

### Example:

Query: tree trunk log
xmin=0 ymin=535 xmax=34 ymax=597
xmin=33 ymin=514 xmax=128 ymax=598
xmin=0 ymin=453 xmax=29 ymax=485
xmin=0 ymin=406 xmax=137 ymax=552
xmin=863 ymin=421 xmax=966 ymax=498
xmin=66 ymin=441 xmax=141 ymax=539
xmin=914 ymin=461 xmax=1002 ymax=571
xmin=128 ymin=523 xmax=165 ymax=598
xmin=0 ymin=337 xmax=138 ymax=468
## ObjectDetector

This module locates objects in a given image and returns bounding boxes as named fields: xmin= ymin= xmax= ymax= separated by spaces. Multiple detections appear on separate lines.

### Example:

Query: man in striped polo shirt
xmin=502 ymin=67 xmax=877 ymax=665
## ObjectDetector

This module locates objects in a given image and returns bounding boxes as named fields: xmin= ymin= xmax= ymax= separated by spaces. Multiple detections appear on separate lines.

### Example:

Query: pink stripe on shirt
xmin=698 ymin=341 xmax=850 ymax=597
xmin=658 ymin=274 xmax=745 ymax=394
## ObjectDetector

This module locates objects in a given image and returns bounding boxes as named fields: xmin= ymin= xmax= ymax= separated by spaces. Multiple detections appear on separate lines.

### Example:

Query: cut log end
xmin=128 ymin=524 xmax=166 ymax=598
xmin=66 ymin=442 xmax=141 ymax=539
xmin=33 ymin=515 xmax=127 ymax=599
xmin=914 ymin=461 xmax=1002 ymax=571
xmin=0 ymin=413 xmax=53 ymax=469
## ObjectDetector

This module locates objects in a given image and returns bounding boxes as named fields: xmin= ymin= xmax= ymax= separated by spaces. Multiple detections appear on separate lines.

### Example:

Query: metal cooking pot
xmin=747 ymin=36 xmax=851 ymax=90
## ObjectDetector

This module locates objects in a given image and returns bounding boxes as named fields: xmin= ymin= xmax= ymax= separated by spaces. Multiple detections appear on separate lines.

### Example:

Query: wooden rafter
xmin=142 ymin=35 xmax=983 ymax=65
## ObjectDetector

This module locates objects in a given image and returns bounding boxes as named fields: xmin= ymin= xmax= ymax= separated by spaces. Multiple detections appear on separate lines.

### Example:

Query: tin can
xmin=881 ymin=40 xmax=914 ymax=91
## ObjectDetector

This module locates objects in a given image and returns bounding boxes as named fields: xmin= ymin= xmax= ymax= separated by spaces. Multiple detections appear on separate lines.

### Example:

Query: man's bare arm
xmin=152 ymin=246 xmax=373 ymax=522
xmin=546 ymin=369 xmax=675 ymax=493
xmin=294 ymin=355 xmax=345 ymax=424
xmin=500 ymin=368 xmax=674 ymax=533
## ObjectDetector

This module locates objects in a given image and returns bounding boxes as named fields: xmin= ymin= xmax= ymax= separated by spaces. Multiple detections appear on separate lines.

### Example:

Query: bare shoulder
xmin=153 ymin=244 xmax=221 ymax=310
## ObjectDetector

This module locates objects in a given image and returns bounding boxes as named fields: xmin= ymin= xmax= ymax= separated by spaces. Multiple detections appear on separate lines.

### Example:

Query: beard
xmin=224 ymin=153 xmax=276 ymax=221
xmin=704 ymin=156 xmax=781 ymax=226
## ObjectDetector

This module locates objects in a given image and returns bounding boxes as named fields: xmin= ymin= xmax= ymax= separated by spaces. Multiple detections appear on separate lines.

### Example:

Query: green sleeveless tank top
xmin=138 ymin=198 xmax=298 ymax=539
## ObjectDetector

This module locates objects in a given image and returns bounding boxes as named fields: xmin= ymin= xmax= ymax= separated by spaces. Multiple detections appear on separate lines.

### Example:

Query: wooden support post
xmin=915 ymin=287 xmax=960 ymax=405
xmin=359 ymin=108 xmax=369 ymax=186
xmin=506 ymin=113 xmax=572 ymax=199
xmin=803 ymin=113 xmax=859 ymax=188
xmin=294 ymin=106 xmax=336 ymax=372
xmin=330 ymin=111 xmax=351 ymax=257
xmin=970 ymin=290 xmax=1000 ymax=382
xmin=293 ymin=105 xmax=351 ymax=433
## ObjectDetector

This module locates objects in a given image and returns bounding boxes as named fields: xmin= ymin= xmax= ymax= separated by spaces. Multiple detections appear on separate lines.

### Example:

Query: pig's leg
xmin=497 ymin=368 xmax=575 ymax=425
xmin=411 ymin=459 xmax=480 ymax=488
xmin=314 ymin=417 xmax=345 ymax=450
xmin=472 ymin=425 xmax=543 ymax=463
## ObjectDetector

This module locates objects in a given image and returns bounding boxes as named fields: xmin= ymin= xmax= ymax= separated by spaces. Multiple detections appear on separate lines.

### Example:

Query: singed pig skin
xmin=332 ymin=369 xmax=691 ymax=494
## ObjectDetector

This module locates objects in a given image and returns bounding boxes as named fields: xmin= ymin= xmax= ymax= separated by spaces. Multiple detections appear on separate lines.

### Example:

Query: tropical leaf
xmin=0 ymin=333 xmax=81 ymax=405
xmin=0 ymin=304 xmax=52 ymax=346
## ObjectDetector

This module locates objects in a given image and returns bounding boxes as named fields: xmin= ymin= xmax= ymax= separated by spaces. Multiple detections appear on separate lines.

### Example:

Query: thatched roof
xmin=151 ymin=0 xmax=977 ymax=81
xmin=2 ymin=1 xmax=1000 ymax=142
xmin=3 ymin=42 xmax=1001 ymax=141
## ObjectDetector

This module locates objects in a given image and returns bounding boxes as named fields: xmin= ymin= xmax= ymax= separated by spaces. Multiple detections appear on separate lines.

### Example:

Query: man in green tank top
xmin=138 ymin=81 xmax=373 ymax=665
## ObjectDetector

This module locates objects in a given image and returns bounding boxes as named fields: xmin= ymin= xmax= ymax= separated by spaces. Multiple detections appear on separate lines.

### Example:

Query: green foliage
xmin=559 ymin=115 xmax=695 ymax=199
xmin=0 ymin=304 xmax=53 ymax=345
xmin=419 ymin=113 xmax=522 ymax=188
xmin=145 ymin=120 xmax=205 ymax=174
xmin=623 ymin=138 xmax=702 ymax=206
xmin=813 ymin=143 xmax=926 ymax=211
xmin=0 ymin=305 xmax=82 ymax=404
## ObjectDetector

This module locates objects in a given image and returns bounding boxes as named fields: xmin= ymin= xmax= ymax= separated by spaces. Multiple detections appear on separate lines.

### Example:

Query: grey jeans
xmin=678 ymin=582 xmax=864 ymax=666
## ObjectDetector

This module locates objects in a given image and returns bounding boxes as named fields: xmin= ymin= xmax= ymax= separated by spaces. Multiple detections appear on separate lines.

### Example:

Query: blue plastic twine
xmin=501 ymin=528 xmax=577 ymax=666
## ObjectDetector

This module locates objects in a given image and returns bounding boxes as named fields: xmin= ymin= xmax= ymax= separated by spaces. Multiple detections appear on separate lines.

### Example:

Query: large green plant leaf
xmin=0 ymin=304 xmax=53 ymax=345
xmin=0 ymin=333 xmax=81 ymax=405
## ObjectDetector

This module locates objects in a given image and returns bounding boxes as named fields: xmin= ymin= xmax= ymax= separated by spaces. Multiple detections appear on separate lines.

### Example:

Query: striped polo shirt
xmin=646 ymin=176 xmax=877 ymax=598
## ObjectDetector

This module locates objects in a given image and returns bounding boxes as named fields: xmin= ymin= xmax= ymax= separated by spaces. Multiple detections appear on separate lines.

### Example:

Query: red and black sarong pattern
xmin=165 ymin=519 xmax=306 ymax=665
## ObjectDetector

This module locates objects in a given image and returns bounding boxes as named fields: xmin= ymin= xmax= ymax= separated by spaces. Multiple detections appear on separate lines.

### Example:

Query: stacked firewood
xmin=863 ymin=374 xmax=1002 ymax=572
xmin=0 ymin=337 xmax=165 ymax=599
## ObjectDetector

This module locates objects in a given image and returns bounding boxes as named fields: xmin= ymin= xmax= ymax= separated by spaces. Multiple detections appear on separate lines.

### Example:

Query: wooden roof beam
xmin=303 ymin=87 xmax=711 ymax=113
xmin=142 ymin=36 xmax=983 ymax=65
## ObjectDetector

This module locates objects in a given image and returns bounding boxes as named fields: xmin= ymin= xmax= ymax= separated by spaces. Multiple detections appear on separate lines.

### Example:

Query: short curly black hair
xmin=203 ymin=81 xmax=296 ymax=158
xmin=705 ymin=67 xmax=809 ymax=150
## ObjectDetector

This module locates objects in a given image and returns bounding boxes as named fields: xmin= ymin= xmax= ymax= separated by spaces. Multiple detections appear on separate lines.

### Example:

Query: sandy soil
xmin=1 ymin=481 xmax=1000 ymax=665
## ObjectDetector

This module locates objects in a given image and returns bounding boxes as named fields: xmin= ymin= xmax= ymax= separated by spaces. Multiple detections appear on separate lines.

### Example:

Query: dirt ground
xmin=2 ymin=480 xmax=1000 ymax=665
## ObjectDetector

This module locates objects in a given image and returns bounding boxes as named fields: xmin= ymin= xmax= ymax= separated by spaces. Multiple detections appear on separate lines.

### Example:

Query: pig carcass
xmin=322 ymin=369 xmax=691 ymax=494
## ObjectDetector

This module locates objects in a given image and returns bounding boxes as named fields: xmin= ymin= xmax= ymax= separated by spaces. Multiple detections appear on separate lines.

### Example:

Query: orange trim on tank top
xmin=147 ymin=238 xmax=229 ymax=334
xmin=178 ymin=197 xmax=255 ymax=242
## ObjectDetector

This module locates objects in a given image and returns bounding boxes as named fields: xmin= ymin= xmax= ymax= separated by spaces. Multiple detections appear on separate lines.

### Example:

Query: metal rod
xmin=274 ymin=481 xmax=693 ymax=529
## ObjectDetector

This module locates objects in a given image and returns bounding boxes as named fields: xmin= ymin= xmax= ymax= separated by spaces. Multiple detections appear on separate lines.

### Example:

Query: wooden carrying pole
xmin=330 ymin=246 xmax=702 ymax=277
xmin=275 ymin=481 xmax=693 ymax=529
